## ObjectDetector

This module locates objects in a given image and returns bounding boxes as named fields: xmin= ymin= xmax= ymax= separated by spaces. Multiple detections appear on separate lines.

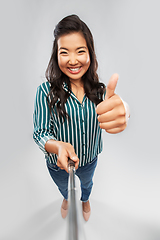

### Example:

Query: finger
xmin=105 ymin=73 xmax=119 ymax=100
xmin=98 ymin=109 xmax=117 ymax=123
xmin=98 ymin=104 xmax=126 ymax=123
xmin=74 ymin=161 xmax=79 ymax=170
xmin=99 ymin=116 xmax=126 ymax=130
xmin=68 ymin=151 xmax=79 ymax=170
xmin=105 ymin=123 xmax=127 ymax=134
xmin=96 ymin=94 xmax=122 ymax=115
xmin=96 ymin=74 xmax=119 ymax=115
xmin=57 ymin=157 xmax=68 ymax=172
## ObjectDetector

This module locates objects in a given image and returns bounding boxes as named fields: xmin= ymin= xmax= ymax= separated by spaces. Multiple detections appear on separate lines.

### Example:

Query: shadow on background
xmin=84 ymin=199 xmax=160 ymax=240
xmin=2 ymin=198 xmax=160 ymax=240
xmin=3 ymin=199 xmax=66 ymax=240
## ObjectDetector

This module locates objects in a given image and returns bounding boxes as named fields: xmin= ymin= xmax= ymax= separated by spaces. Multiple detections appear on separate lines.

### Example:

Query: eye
xmin=78 ymin=50 xmax=86 ymax=54
xmin=60 ymin=51 xmax=68 ymax=55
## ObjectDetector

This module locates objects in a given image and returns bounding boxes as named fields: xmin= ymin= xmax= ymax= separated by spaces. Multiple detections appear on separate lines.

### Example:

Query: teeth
xmin=69 ymin=67 xmax=80 ymax=72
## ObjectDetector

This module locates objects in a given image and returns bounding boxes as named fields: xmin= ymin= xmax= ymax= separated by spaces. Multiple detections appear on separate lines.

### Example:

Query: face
xmin=57 ymin=32 xmax=90 ymax=84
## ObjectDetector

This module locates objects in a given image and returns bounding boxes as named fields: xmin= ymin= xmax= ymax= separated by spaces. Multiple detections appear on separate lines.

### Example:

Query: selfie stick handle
xmin=67 ymin=159 xmax=86 ymax=240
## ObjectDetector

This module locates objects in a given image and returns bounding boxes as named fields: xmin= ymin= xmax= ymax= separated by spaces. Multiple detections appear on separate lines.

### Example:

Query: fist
xmin=96 ymin=73 xmax=127 ymax=134
xmin=57 ymin=142 xmax=79 ymax=172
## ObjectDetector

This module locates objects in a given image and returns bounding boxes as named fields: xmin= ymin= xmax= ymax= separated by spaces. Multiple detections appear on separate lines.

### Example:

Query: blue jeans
xmin=46 ymin=156 xmax=97 ymax=202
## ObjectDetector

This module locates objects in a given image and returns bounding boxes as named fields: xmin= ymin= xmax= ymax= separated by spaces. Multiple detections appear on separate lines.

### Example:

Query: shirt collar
xmin=62 ymin=81 xmax=68 ymax=91
xmin=62 ymin=81 xmax=86 ymax=104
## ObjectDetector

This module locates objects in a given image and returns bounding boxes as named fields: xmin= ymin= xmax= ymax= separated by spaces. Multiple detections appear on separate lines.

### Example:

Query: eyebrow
xmin=58 ymin=46 xmax=87 ymax=51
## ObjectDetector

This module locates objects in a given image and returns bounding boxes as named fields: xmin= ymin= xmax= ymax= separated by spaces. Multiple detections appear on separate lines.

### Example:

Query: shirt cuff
xmin=39 ymin=135 xmax=57 ymax=155
xmin=120 ymin=97 xmax=130 ymax=124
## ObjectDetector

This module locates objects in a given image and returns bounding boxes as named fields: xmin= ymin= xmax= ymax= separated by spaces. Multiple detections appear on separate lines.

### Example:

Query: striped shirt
xmin=33 ymin=81 xmax=104 ymax=167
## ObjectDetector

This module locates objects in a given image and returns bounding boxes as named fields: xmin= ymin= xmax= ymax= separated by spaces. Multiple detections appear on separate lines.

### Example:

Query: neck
xmin=70 ymin=78 xmax=83 ymax=87
xmin=70 ymin=79 xmax=85 ymax=103
xmin=70 ymin=79 xmax=84 ymax=89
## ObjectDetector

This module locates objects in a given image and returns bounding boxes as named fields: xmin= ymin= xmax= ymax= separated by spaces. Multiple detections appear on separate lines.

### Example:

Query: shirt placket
xmin=80 ymin=101 xmax=86 ymax=163
xmin=63 ymin=85 xmax=87 ymax=165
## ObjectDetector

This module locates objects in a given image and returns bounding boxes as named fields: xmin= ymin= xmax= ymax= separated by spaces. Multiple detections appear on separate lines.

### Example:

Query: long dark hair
xmin=45 ymin=14 xmax=105 ymax=120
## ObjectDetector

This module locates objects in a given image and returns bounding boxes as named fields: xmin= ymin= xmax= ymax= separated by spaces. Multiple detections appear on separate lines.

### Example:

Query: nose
xmin=68 ymin=53 xmax=78 ymax=65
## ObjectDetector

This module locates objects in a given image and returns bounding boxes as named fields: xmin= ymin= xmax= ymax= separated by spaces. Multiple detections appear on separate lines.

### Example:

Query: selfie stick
xmin=67 ymin=159 xmax=86 ymax=240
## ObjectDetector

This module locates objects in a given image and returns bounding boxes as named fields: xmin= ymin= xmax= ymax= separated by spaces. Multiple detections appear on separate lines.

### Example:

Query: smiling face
xmin=57 ymin=32 xmax=90 ymax=84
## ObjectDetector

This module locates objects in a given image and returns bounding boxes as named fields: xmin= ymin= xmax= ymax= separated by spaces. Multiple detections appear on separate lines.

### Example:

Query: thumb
xmin=105 ymin=73 xmax=119 ymax=99
xmin=68 ymin=151 xmax=79 ymax=169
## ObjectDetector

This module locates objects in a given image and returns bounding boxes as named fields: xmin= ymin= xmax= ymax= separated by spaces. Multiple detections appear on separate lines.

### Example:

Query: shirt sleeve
xmin=33 ymin=85 xmax=57 ymax=155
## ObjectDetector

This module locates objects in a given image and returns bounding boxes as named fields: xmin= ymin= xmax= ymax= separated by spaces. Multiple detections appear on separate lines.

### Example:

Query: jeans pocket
xmin=47 ymin=161 xmax=60 ymax=172
xmin=88 ymin=156 xmax=97 ymax=165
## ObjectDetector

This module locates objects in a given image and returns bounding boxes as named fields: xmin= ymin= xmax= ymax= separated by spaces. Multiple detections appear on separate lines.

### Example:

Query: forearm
xmin=33 ymin=85 xmax=57 ymax=154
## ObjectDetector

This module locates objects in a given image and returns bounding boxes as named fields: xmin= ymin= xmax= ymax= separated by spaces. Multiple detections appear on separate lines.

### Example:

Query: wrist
xmin=45 ymin=139 xmax=63 ymax=155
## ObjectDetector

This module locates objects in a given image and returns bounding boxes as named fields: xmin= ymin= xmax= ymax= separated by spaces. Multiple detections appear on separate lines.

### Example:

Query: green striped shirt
xmin=33 ymin=81 xmax=103 ymax=167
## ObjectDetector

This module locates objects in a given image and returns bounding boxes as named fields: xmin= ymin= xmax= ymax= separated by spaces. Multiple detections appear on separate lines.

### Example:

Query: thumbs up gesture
xmin=96 ymin=73 xmax=127 ymax=134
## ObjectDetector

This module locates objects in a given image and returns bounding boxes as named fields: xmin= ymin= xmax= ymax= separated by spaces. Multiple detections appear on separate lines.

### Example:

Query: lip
xmin=68 ymin=67 xmax=82 ymax=74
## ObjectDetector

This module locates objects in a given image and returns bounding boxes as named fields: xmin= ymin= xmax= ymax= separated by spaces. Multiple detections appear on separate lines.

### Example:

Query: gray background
xmin=0 ymin=0 xmax=160 ymax=239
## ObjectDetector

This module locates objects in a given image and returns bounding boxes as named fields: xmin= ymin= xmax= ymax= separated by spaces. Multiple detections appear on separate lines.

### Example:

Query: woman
xmin=33 ymin=14 xmax=130 ymax=221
